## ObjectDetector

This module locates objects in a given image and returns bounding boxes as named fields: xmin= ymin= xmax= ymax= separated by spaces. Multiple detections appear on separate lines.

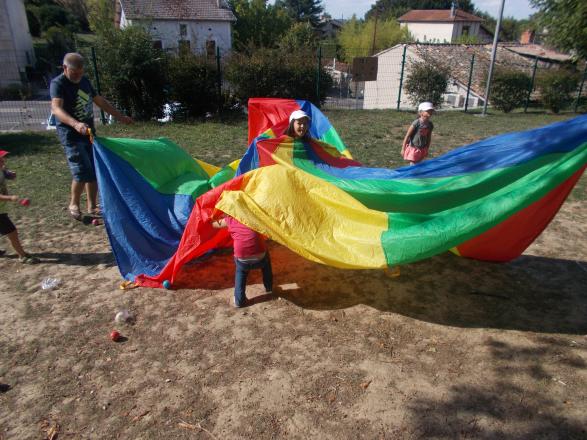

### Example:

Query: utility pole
xmin=371 ymin=7 xmax=379 ymax=55
xmin=482 ymin=0 xmax=506 ymax=116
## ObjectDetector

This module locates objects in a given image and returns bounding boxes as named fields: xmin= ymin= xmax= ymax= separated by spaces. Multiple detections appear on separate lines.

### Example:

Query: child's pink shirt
xmin=226 ymin=217 xmax=266 ymax=258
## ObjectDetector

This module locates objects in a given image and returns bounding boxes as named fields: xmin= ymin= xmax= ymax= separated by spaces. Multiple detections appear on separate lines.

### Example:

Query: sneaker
xmin=233 ymin=297 xmax=248 ymax=308
xmin=19 ymin=254 xmax=40 ymax=264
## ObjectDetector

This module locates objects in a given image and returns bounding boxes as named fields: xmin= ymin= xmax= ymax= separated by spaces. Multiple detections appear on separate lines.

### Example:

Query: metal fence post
xmin=316 ymin=45 xmax=322 ymax=107
xmin=216 ymin=46 xmax=222 ymax=114
xmin=397 ymin=44 xmax=407 ymax=111
xmin=464 ymin=53 xmax=475 ymax=113
xmin=524 ymin=56 xmax=538 ymax=113
xmin=574 ymin=63 xmax=587 ymax=113
xmin=90 ymin=46 xmax=107 ymax=125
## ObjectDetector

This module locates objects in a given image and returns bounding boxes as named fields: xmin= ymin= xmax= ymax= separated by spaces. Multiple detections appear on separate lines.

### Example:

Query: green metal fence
xmin=1 ymin=44 xmax=586 ymax=131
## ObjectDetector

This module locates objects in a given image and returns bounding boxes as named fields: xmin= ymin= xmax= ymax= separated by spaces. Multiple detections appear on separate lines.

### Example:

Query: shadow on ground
xmin=405 ymin=336 xmax=587 ymax=438
xmin=30 ymin=251 xmax=115 ymax=267
xmin=173 ymin=243 xmax=587 ymax=334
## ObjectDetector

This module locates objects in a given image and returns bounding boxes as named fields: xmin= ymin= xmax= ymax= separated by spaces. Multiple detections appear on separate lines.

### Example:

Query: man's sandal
xmin=89 ymin=207 xmax=102 ymax=218
xmin=69 ymin=205 xmax=82 ymax=221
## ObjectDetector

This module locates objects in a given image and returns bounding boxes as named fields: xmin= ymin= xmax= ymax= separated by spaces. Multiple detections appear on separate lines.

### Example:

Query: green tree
xmin=338 ymin=16 xmax=411 ymax=60
xmin=404 ymin=57 xmax=450 ymax=107
xmin=168 ymin=53 xmax=218 ymax=118
xmin=279 ymin=22 xmax=317 ymax=51
xmin=475 ymin=10 xmax=523 ymax=41
xmin=93 ymin=25 xmax=168 ymax=120
xmin=275 ymin=0 xmax=324 ymax=27
xmin=38 ymin=4 xmax=80 ymax=32
xmin=54 ymin=0 xmax=89 ymax=31
xmin=366 ymin=0 xmax=475 ymax=21
xmin=530 ymin=0 xmax=587 ymax=59
xmin=229 ymin=0 xmax=292 ymax=51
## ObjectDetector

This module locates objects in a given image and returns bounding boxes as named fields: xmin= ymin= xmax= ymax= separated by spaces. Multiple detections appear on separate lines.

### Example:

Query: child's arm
xmin=402 ymin=126 xmax=415 ymax=153
xmin=0 ymin=194 xmax=19 ymax=202
xmin=426 ymin=132 xmax=432 ymax=149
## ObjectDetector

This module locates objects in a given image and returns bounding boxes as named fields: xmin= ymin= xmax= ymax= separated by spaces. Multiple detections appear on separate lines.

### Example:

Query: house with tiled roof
xmin=116 ymin=0 xmax=235 ymax=56
xmin=363 ymin=42 xmax=574 ymax=110
xmin=398 ymin=6 xmax=487 ymax=43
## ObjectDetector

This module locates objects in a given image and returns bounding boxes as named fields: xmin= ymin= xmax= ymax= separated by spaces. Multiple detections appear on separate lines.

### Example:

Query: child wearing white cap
xmin=401 ymin=102 xmax=435 ymax=165
xmin=286 ymin=110 xmax=311 ymax=140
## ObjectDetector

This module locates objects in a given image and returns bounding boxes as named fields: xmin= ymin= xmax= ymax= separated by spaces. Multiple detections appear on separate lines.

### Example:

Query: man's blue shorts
xmin=57 ymin=126 xmax=96 ymax=182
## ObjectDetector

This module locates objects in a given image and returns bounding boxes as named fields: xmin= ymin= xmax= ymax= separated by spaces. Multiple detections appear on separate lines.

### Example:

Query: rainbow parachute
xmin=93 ymin=99 xmax=587 ymax=288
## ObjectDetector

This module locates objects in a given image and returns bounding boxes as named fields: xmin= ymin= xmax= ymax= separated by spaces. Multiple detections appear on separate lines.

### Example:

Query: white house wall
xmin=403 ymin=23 xmax=454 ymax=43
xmin=363 ymin=46 xmax=418 ymax=110
xmin=0 ymin=0 xmax=35 ymax=86
xmin=364 ymin=45 xmax=484 ymax=110
xmin=124 ymin=19 xmax=232 ymax=55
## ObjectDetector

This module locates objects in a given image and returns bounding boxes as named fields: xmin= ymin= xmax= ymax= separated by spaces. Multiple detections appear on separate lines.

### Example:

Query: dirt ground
xmin=0 ymin=196 xmax=586 ymax=439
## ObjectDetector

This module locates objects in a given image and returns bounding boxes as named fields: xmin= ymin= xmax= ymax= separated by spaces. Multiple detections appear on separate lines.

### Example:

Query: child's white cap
xmin=289 ymin=110 xmax=311 ymax=123
xmin=418 ymin=102 xmax=434 ymax=112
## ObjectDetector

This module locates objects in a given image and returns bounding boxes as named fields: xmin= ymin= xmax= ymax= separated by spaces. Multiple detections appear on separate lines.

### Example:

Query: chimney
xmin=520 ymin=29 xmax=535 ymax=44
xmin=450 ymin=1 xmax=456 ymax=18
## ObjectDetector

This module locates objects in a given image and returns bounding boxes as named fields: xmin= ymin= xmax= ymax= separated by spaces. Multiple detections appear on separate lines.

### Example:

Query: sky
xmin=321 ymin=0 xmax=538 ymax=21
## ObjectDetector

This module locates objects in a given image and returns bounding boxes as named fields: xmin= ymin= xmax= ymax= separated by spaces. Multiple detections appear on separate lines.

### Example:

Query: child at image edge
xmin=402 ymin=101 xmax=435 ymax=165
xmin=0 ymin=150 xmax=39 ymax=264
xmin=212 ymin=215 xmax=273 ymax=308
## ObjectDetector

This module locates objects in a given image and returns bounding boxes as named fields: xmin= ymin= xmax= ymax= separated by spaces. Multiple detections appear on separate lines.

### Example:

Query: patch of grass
xmin=0 ymin=110 xmax=584 ymax=230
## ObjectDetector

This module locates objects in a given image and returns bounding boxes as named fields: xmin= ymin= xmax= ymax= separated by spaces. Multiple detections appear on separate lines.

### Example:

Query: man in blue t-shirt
xmin=50 ymin=52 xmax=133 ymax=221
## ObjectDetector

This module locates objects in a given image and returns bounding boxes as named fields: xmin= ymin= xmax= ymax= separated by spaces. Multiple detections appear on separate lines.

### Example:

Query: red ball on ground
xmin=19 ymin=198 xmax=30 ymax=206
xmin=110 ymin=330 xmax=121 ymax=342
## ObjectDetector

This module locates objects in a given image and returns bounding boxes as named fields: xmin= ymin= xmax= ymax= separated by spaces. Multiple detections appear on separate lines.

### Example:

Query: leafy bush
xmin=168 ymin=52 xmax=219 ymax=118
xmin=537 ymin=69 xmax=580 ymax=113
xmin=489 ymin=70 xmax=532 ymax=113
xmin=224 ymin=48 xmax=332 ymax=105
xmin=93 ymin=26 xmax=168 ymax=121
xmin=404 ymin=58 xmax=450 ymax=107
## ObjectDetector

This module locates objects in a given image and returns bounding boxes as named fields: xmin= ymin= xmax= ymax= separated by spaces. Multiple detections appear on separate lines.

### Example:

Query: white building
xmin=398 ymin=7 xmax=485 ymax=43
xmin=0 ymin=0 xmax=35 ymax=87
xmin=362 ymin=41 xmax=571 ymax=111
xmin=116 ymin=0 xmax=235 ymax=56
xmin=363 ymin=44 xmax=486 ymax=110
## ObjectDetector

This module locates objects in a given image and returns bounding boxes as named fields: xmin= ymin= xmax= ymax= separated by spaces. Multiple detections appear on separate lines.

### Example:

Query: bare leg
xmin=70 ymin=179 xmax=84 ymax=210
xmin=86 ymin=181 xmax=98 ymax=212
xmin=5 ymin=230 xmax=26 ymax=257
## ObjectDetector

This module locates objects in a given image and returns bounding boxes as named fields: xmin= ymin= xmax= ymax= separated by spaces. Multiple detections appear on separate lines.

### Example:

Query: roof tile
xmin=398 ymin=9 xmax=484 ymax=23
xmin=120 ymin=0 xmax=235 ymax=21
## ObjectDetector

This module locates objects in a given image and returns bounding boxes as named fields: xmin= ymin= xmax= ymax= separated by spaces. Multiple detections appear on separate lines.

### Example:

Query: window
xmin=462 ymin=25 xmax=470 ymax=36
xmin=206 ymin=39 xmax=216 ymax=58
xmin=178 ymin=40 xmax=191 ymax=53
xmin=180 ymin=24 xmax=187 ymax=37
xmin=153 ymin=40 xmax=163 ymax=49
